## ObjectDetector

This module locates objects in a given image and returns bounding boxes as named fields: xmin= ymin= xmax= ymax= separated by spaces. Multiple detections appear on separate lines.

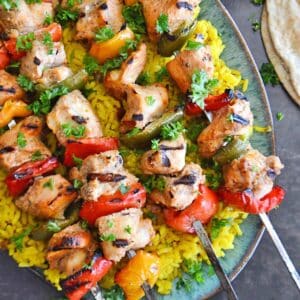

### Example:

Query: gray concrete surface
xmin=0 ymin=1 xmax=299 ymax=299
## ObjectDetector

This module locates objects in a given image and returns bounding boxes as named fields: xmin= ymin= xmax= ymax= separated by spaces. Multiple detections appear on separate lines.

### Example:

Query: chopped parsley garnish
xmin=144 ymin=211 xmax=157 ymax=220
xmin=46 ymin=220 xmax=61 ymax=233
xmin=260 ymin=62 xmax=280 ymax=86
xmin=122 ymin=3 xmax=146 ymax=34
xmin=119 ymin=183 xmax=130 ymax=195
xmin=0 ymin=0 xmax=18 ymax=10
xmin=54 ymin=6 xmax=79 ymax=27
xmin=100 ymin=233 xmax=116 ymax=242
xmin=43 ymin=178 xmax=54 ymax=190
xmin=10 ymin=227 xmax=32 ymax=251
xmin=251 ymin=20 xmax=261 ymax=32
xmin=202 ymin=159 xmax=222 ymax=190
xmin=186 ymin=118 xmax=207 ymax=142
xmin=80 ymin=220 xmax=89 ymax=230
xmin=83 ymin=54 xmax=100 ymax=75
xmin=187 ymin=142 xmax=197 ymax=154
xmin=42 ymin=32 xmax=54 ymax=54
xmin=276 ymin=112 xmax=284 ymax=121
xmin=73 ymin=179 xmax=83 ymax=189
xmin=107 ymin=220 xmax=114 ymax=228
xmin=155 ymin=66 xmax=169 ymax=82
xmin=102 ymin=285 xmax=125 ymax=300
xmin=251 ymin=0 xmax=265 ymax=5
xmin=124 ymin=225 xmax=132 ymax=234
xmin=183 ymin=259 xmax=204 ymax=284
xmin=17 ymin=74 xmax=35 ymax=92
xmin=126 ymin=127 xmax=142 ymax=137
xmin=72 ymin=155 xmax=83 ymax=168
xmin=141 ymin=175 xmax=165 ymax=193
xmin=189 ymin=70 xmax=219 ymax=109
xmin=43 ymin=13 xmax=53 ymax=26
xmin=156 ymin=14 xmax=169 ymax=34
xmin=136 ymin=72 xmax=151 ymax=85
xmin=176 ymin=276 xmax=192 ymax=292
xmin=95 ymin=26 xmax=115 ymax=42
xmin=25 ymin=0 xmax=41 ymax=3
xmin=67 ymin=0 xmax=82 ymax=7
xmin=17 ymin=132 xmax=27 ymax=148
xmin=16 ymin=32 xmax=35 ymax=51
xmin=185 ymin=40 xmax=203 ymax=51
xmin=151 ymin=139 xmax=160 ymax=150
xmin=31 ymin=150 xmax=43 ymax=162
xmin=29 ymin=85 xmax=69 ymax=115
xmin=146 ymin=95 xmax=155 ymax=106
xmin=161 ymin=121 xmax=184 ymax=140
xmin=61 ymin=123 xmax=86 ymax=138
xmin=210 ymin=218 xmax=232 ymax=240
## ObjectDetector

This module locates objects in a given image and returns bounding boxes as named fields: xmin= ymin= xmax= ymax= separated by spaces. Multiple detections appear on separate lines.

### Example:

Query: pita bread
xmin=261 ymin=8 xmax=300 ymax=105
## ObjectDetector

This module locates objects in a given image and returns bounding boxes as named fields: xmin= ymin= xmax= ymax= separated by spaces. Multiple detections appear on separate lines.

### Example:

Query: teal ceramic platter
xmin=30 ymin=0 xmax=275 ymax=299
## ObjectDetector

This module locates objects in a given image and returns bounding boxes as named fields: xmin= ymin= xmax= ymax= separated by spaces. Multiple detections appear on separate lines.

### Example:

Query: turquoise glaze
xmin=34 ymin=0 xmax=275 ymax=299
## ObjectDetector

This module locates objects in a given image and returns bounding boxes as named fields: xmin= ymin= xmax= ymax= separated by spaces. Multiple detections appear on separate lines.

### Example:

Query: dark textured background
xmin=0 ymin=1 xmax=299 ymax=299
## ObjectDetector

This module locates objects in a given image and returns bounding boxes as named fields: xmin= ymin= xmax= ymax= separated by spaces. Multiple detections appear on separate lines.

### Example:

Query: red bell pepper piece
xmin=80 ymin=183 xmax=146 ymax=225
xmin=5 ymin=157 xmax=59 ymax=197
xmin=39 ymin=23 xmax=62 ymax=42
xmin=218 ymin=185 xmax=285 ymax=214
xmin=185 ymin=90 xmax=234 ymax=116
xmin=61 ymin=251 xmax=113 ymax=300
xmin=0 ymin=45 xmax=10 ymax=69
xmin=63 ymin=137 xmax=119 ymax=167
xmin=164 ymin=185 xmax=219 ymax=234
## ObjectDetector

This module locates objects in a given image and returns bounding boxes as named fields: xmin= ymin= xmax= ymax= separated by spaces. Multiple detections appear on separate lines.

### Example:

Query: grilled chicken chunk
xmin=79 ymin=151 xmax=138 ymax=201
xmin=46 ymin=90 xmax=103 ymax=146
xmin=141 ymin=134 xmax=187 ymax=174
xmin=0 ymin=0 xmax=53 ymax=38
xmin=96 ymin=208 xmax=154 ymax=262
xmin=47 ymin=223 xmax=96 ymax=276
xmin=20 ymin=40 xmax=67 ymax=82
xmin=37 ymin=66 xmax=73 ymax=87
xmin=166 ymin=46 xmax=214 ymax=93
xmin=120 ymin=83 xmax=168 ymax=133
xmin=223 ymin=149 xmax=284 ymax=199
xmin=104 ymin=43 xmax=147 ymax=100
xmin=140 ymin=0 xmax=201 ymax=42
xmin=0 ymin=70 xmax=25 ymax=105
xmin=150 ymin=163 xmax=205 ymax=210
xmin=198 ymin=98 xmax=253 ymax=158
xmin=61 ymin=0 xmax=124 ymax=40
xmin=0 ymin=116 xmax=51 ymax=171
xmin=15 ymin=174 xmax=78 ymax=219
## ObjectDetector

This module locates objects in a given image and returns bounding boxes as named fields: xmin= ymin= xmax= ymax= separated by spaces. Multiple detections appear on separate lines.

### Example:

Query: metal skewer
xmin=259 ymin=213 xmax=300 ymax=291
xmin=193 ymin=221 xmax=239 ymax=300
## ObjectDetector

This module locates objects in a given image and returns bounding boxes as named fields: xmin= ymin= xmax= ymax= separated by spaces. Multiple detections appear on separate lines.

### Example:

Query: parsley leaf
xmin=0 ymin=0 xmax=18 ymax=10
xmin=17 ymin=132 xmax=27 ymax=148
xmin=183 ymin=259 xmax=204 ymax=284
xmin=155 ymin=66 xmax=169 ymax=82
xmin=61 ymin=123 xmax=86 ymax=138
xmin=251 ymin=0 xmax=264 ymax=5
xmin=260 ymin=62 xmax=280 ymax=86
xmin=43 ymin=13 xmax=53 ymax=26
xmin=124 ymin=225 xmax=132 ymax=234
xmin=54 ymin=6 xmax=79 ymax=27
xmin=16 ymin=32 xmax=35 ymax=51
xmin=42 ymin=32 xmax=54 ymax=54
xmin=151 ymin=138 xmax=160 ymax=150
xmin=73 ymin=179 xmax=83 ymax=189
xmin=100 ymin=233 xmax=116 ymax=242
xmin=83 ymin=54 xmax=100 ymax=75
xmin=176 ymin=276 xmax=192 ymax=292
xmin=43 ymin=178 xmax=54 ymax=190
xmin=189 ymin=70 xmax=219 ymax=109
xmin=107 ymin=220 xmax=114 ymax=228
xmin=185 ymin=40 xmax=203 ymax=51
xmin=47 ymin=220 xmax=61 ymax=233
xmin=122 ymin=3 xmax=146 ymax=34
xmin=31 ymin=150 xmax=43 ymax=162
xmin=17 ymin=74 xmax=35 ymax=92
xmin=95 ymin=26 xmax=115 ymax=42
xmin=72 ymin=155 xmax=83 ymax=168
xmin=146 ymin=95 xmax=155 ymax=106
xmin=80 ymin=220 xmax=89 ymax=230
xmin=102 ymin=285 xmax=125 ymax=300
xmin=119 ymin=183 xmax=130 ymax=195
xmin=156 ymin=14 xmax=169 ymax=34
xmin=141 ymin=175 xmax=165 ymax=193
xmin=251 ymin=20 xmax=261 ymax=32
xmin=276 ymin=112 xmax=284 ymax=121
xmin=161 ymin=121 xmax=184 ymax=140
xmin=136 ymin=72 xmax=151 ymax=85
xmin=210 ymin=218 xmax=232 ymax=240
xmin=10 ymin=227 xmax=32 ymax=251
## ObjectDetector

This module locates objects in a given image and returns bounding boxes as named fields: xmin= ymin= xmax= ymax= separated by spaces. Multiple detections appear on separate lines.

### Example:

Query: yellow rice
xmin=0 ymin=20 xmax=248 ymax=295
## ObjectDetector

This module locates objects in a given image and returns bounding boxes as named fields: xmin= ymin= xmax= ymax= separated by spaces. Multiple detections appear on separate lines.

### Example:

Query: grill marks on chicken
xmin=46 ymin=90 xmax=103 ymax=146
xmin=197 ymin=98 xmax=253 ymax=158
xmin=77 ymin=150 xmax=138 ymax=201
xmin=167 ymin=46 xmax=214 ymax=93
xmin=141 ymin=134 xmax=187 ymax=174
xmin=47 ymin=223 xmax=96 ymax=276
xmin=150 ymin=163 xmax=205 ymax=210
xmin=96 ymin=208 xmax=154 ymax=262
xmin=0 ymin=116 xmax=51 ymax=171
xmin=223 ymin=149 xmax=284 ymax=199
xmin=0 ymin=70 xmax=25 ymax=105
xmin=15 ymin=174 xmax=78 ymax=219
xmin=104 ymin=43 xmax=147 ymax=100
